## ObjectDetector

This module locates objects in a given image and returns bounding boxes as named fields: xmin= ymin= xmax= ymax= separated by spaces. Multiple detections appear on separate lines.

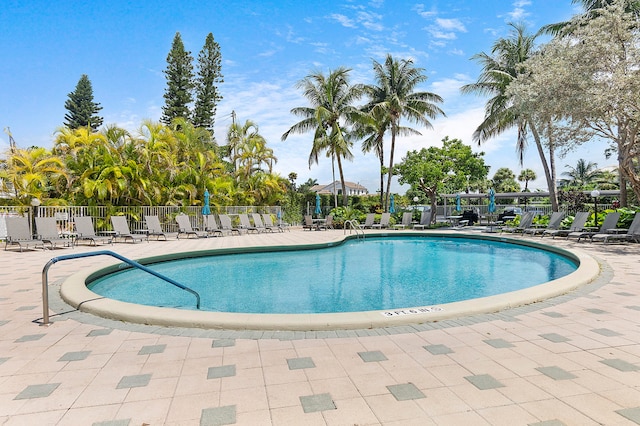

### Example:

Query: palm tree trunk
xmin=528 ymin=120 xmax=559 ymax=211
xmin=336 ymin=154 xmax=348 ymax=206
xmin=331 ymin=152 xmax=338 ymax=209
xmin=379 ymin=157 xmax=385 ymax=207
xmin=384 ymin=124 xmax=397 ymax=212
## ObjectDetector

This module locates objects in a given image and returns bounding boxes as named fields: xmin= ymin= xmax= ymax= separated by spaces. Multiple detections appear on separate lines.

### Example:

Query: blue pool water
xmin=88 ymin=236 xmax=577 ymax=314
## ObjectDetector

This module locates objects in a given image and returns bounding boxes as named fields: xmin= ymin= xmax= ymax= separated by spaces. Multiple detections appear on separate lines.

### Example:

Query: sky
xmin=0 ymin=0 xmax=613 ymax=194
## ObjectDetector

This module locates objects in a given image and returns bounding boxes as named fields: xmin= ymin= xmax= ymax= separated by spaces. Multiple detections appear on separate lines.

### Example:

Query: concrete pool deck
xmin=1 ymin=228 xmax=640 ymax=425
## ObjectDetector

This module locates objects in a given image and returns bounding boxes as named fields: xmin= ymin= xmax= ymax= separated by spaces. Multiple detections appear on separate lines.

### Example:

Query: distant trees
xmin=518 ymin=169 xmax=537 ymax=191
xmin=193 ymin=33 xmax=224 ymax=133
xmin=161 ymin=32 xmax=195 ymax=125
xmin=161 ymin=32 xmax=224 ymax=136
xmin=64 ymin=74 xmax=103 ymax=131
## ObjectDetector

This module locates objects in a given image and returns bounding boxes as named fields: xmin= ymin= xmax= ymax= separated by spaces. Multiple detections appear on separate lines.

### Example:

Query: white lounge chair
xmin=111 ymin=216 xmax=147 ymax=243
xmin=219 ymin=214 xmax=243 ymax=235
xmin=501 ymin=212 xmax=534 ymax=234
xmin=35 ymin=216 xmax=72 ymax=249
xmin=362 ymin=213 xmax=375 ymax=229
xmin=413 ymin=210 xmax=430 ymax=230
xmin=203 ymin=214 xmax=224 ymax=237
xmin=4 ymin=216 xmax=45 ymax=251
xmin=261 ymin=213 xmax=285 ymax=232
xmin=302 ymin=215 xmax=315 ymax=231
xmin=372 ymin=213 xmax=391 ymax=229
xmin=238 ymin=213 xmax=260 ymax=233
xmin=394 ymin=212 xmax=413 ymax=230
xmin=175 ymin=214 xmax=208 ymax=238
xmin=73 ymin=216 xmax=113 ymax=246
xmin=252 ymin=213 xmax=273 ymax=233
xmin=144 ymin=215 xmax=168 ymax=240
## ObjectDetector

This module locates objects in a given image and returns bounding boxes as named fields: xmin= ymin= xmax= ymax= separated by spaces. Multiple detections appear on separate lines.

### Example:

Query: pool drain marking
xmin=382 ymin=307 xmax=444 ymax=317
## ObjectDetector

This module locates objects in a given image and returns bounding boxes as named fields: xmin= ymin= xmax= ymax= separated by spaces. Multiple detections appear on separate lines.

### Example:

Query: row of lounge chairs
xmin=4 ymin=212 xmax=287 ymax=251
xmin=501 ymin=210 xmax=640 ymax=243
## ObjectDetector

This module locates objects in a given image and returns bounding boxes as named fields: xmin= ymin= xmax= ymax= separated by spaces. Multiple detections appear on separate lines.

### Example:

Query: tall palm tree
xmin=461 ymin=23 xmax=562 ymax=211
xmin=282 ymin=67 xmax=363 ymax=206
xmin=364 ymin=54 xmax=445 ymax=212
xmin=561 ymin=159 xmax=601 ymax=189
xmin=518 ymin=168 xmax=537 ymax=191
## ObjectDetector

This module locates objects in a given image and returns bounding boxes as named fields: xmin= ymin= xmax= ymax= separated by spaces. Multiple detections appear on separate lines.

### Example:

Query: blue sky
xmin=1 ymin=0 xmax=611 ymax=193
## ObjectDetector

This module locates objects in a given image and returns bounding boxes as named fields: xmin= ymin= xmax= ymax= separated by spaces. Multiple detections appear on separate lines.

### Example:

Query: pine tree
xmin=193 ymin=33 xmax=224 ymax=133
xmin=161 ymin=32 xmax=194 ymax=125
xmin=64 ymin=74 xmax=103 ymax=131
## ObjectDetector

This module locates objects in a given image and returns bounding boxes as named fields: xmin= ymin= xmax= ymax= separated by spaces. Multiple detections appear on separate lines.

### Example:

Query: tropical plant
xmin=63 ymin=74 xmax=103 ymax=131
xmin=518 ymin=168 xmax=537 ymax=191
xmin=560 ymin=159 xmax=601 ymax=189
xmin=282 ymin=67 xmax=363 ymax=206
xmin=363 ymin=54 xmax=445 ymax=211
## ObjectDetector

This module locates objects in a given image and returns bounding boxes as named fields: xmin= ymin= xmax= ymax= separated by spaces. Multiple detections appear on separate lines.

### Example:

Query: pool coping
xmin=59 ymin=232 xmax=601 ymax=331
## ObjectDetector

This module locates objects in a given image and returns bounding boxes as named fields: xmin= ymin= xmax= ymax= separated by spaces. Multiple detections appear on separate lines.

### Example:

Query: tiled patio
xmin=1 ymin=228 xmax=639 ymax=425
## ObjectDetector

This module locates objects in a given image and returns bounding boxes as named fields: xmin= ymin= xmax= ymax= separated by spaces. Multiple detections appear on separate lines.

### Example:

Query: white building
xmin=310 ymin=181 xmax=369 ymax=196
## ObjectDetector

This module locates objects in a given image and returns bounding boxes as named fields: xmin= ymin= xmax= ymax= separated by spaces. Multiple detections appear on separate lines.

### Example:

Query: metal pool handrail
xmin=344 ymin=219 xmax=364 ymax=239
xmin=41 ymin=250 xmax=201 ymax=326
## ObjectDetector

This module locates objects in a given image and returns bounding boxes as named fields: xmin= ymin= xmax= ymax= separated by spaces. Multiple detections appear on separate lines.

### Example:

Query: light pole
xmin=590 ymin=189 xmax=600 ymax=227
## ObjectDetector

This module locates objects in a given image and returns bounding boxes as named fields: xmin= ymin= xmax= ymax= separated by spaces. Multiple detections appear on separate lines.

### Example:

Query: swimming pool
xmin=87 ymin=236 xmax=577 ymax=314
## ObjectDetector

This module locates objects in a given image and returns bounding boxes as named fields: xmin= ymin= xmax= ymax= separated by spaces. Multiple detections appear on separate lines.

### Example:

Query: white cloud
xmin=413 ymin=3 xmax=437 ymax=18
xmin=435 ymin=18 xmax=467 ymax=32
xmin=330 ymin=13 xmax=357 ymax=28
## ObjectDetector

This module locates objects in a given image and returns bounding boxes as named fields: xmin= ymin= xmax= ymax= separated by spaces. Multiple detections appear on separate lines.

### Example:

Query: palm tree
xmin=461 ymin=23 xmax=562 ymax=211
xmin=282 ymin=67 xmax=363 ymax=206
xmin=518 ymin=168 xmax=537 ymax=191
xmin=542 ymin=0 xmax=640 ymax=35
xmin=560 ymin=159 xmax=601 ymax=189
xmin=364 ymin=54 xmax=445 ymax=211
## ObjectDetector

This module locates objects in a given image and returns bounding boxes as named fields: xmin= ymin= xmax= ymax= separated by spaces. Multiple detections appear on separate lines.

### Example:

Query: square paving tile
xmin=358 ymin=351 xmax=388 ymax=362
xmin=87 ymin=328 xmax=112 ymax=337
xmin=207 ymin=365 xmax=236 ymax=379
xmin=464 ymin=374 xmax=505 ymax=390
xmin=212 ymin=339 xmax=235 ymax=348
xmin=600 ymin=358 xmax=640 ymax=372
xmin=423 ymin=344 xmax=453 ymax=355
xmin=539 ymin=333 xmax=570 ymax=343
xmin=15 ymin=333 xmax=45 ymax=343
xmin=58 ymin=351 xmax=91 ymax=362
xmin=541 ymin=311 xmax=566 ymax=318
xmin=14 ymin=383 xmax=60 ymax=400
xmin=15 ymin=305 xmax=37 ymax=311
xmin=92 ymin=420 xmax=132 ymax=426
xmin=116 ymin=374 xmax=152 ymax=389
xmin=591 ymin=328 xmax=622 ymax=337
xmin=299 ymin=393 xmax=336 ymax=413
xmin=138 ymin=344 xmax=167 ymax=355
xmin=484 ymin=338 xmax=515 ymax=348
xmin=536 ymin=366 xmax=577 ymax=380
xmin=616 ymin=407 xmax=640 ymax=424
xmin=387 ymin=383 xmax=426 ymax=401
xmin=200 ymin=404 xmax=236 ymax=426
xmin=287 ymin=357 xmax=316 ymax=370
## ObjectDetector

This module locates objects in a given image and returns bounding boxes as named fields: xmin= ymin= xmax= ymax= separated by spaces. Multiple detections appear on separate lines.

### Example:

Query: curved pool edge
xmin=59 ymin=232 xmax=601 ymax=331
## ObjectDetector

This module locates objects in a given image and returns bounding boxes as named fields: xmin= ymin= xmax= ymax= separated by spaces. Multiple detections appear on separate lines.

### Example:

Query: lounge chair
xmin=591 ymin=212 xmax=640 ymax=243
xmin=362 ymin=213 xmax=375 ymax=229
xmin=73 ymin=216 xmax=113 ymax=246
xmin=144 ymin=215 xmax=168 ymax=240
xmin=501 ymin=212 xmax=534 ymax=234
xmin=111 ymin=216 xmax=147 ymax=243
xmin=262 ymin=213 xmax=285 ymax=232
xmin=203 ymin=214 xmax=224 ymax=237
xmin=35 ymin=216 xmax=72 ymax=249
xmin=542 ymin=212 xmax=589 ymax=239
xmin=4 ymin=216 xmax=45 ymax=251
xmin=219 ymin=214 xmax=243 ymax=235
xmin=413 ymin=210 xmax=430 ymax=230
xmin=262 ymin=213 xmax=284 ymax=232
xmin=252 ymin=213 xmax=273 ymax=233
xmin=394 ymin=212 xmax=413 ymax=230
xmin=567 ymin=211 xmax=621 ymax=242
xmin=175 ymin=214 xmax=208 ymax=238
xmin=302 ymin=215 xmax=315 ymax=231
xmin=238 ymin=213 xmax=260 ymax=233
xmin=523 ymin=211 xmax=565 ymax=236
xmin=372 ymin=213 xmax=391 ymax=229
